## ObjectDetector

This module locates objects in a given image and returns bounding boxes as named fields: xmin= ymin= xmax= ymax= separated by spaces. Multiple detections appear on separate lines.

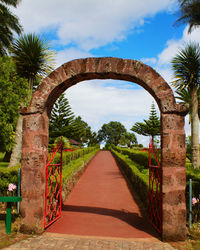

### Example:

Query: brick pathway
xmin=4 ymin=233 xmax=175 ymax=249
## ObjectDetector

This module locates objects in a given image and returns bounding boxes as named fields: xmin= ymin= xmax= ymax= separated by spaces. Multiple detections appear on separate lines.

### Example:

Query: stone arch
xmin=21 ymin=57 xmax=187 ymax=241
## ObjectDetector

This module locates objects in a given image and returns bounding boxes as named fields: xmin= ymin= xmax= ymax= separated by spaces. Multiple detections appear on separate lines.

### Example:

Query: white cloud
xmin=141 ymin=57 xmax=157 ymax=65
xmin=55 ymin=48 xmax=93 ymax=68
xmin=13 ymin=0 xmax=176 ymax=51
xmin=141 ymin=25 xmax=200 ymax=83
xmin=64 ymin=80 xmax=157 ymax=140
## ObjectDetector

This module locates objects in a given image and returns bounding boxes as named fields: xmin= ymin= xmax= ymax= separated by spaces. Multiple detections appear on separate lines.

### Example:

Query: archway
xmin=20 ymin=57 xmax=187 ymax=241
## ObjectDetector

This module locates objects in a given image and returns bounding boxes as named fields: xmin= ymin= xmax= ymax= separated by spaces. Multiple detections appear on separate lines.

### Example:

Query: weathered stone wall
xmin=21 ymin=57 xmax=187 ymax=240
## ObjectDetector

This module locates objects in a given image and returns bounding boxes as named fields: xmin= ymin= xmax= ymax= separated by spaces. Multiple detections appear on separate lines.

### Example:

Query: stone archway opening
xmin=20 ymin=57 xmax=187 ymax=241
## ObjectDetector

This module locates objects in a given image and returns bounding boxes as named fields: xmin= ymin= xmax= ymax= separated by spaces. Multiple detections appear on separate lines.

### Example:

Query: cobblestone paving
xmin=4 ymin=234 xmax=175 ymax=250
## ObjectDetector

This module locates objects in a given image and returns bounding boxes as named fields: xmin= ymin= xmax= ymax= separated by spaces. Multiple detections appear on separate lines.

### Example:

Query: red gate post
xmin=149 ymin=140 xmax=162 ymax=234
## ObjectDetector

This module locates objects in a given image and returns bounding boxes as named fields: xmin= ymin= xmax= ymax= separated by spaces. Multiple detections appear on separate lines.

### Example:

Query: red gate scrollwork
xmin=44 ymin=141 xmax=63 ymax=228
xmin=149 ymin=140 xmax=162 ymax=234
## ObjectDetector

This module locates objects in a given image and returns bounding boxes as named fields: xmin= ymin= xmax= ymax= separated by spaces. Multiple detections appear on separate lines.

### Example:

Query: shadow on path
xmin=62 ymin=204 xmax=159 ymax=238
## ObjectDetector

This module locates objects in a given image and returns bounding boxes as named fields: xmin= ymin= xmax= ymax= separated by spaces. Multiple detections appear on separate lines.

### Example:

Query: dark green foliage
xmin=110 ymin=147 xmax=149 ymax=209
xmin=0 ymin=56 xmax=29 ymax=152
xmin=0 ymin=0 xmax=22 ymax=55
xmin=176 ymin=0 xmax=200 ymax=33
xmin=0 ymin=165 xmax=19 ymax=196
xmin=131 ymin=102 xmax=160 ymax=143
xmin=98 ymin=121 xmax=127 ymax=146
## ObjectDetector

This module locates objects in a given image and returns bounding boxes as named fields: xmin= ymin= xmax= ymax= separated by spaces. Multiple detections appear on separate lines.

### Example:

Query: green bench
xmin=0 ymin=196 xmax=22 ymax=234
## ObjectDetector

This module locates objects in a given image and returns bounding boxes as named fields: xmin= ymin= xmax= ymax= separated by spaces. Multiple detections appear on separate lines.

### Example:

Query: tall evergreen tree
xmin=70 ymin=116 xmax=93 ymax=145
xmin=131 ymin=102 xmax=160 ymax=143
xmin=49 ymin=94 xmax=75 ymax=143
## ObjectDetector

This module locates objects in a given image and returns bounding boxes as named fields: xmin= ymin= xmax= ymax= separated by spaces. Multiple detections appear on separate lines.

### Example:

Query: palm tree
xmin=0 ymin=0 xmax=22 ymax=55
xmin=171 ymin=42 xmax=200 ymax=168
xmin=175 ymin=87 xmax=200 ymax=122
xmin=8 ymin=33 xmax=56 ymax=167
xmin=176 ymin=0 xmax=200 ymax=33
xmin=10 ymin=33 xmax=55 ymax=90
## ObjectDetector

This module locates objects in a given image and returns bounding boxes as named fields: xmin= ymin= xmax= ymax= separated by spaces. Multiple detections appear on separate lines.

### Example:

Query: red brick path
xmin=46 ymin=151 xmax=158 ymax=239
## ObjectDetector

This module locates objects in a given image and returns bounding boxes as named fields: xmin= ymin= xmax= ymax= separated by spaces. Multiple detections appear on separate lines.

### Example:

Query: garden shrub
xmin=0 ymin=165 xmax=19 ymax=196
xmin=112 ymin=145 xmax=158 ymax=170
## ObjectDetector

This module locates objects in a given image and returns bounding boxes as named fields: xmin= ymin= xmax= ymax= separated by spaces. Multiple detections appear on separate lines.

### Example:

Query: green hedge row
xmin=62 ymin=148 xmax=99 ymax=185
xmin=112 ymin=146 xmax=158 ymax=170
xmin=52 ymin=146 xmax=100 ymax=165
xmin=110 ymin=147 xmax=149 ymax=209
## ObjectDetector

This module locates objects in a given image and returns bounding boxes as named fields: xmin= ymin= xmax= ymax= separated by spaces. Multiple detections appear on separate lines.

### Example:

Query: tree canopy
xmin=98 ymin=121 xmax=127 ymax=146
xmin=0 ymin=56 xmax=28 ymax=152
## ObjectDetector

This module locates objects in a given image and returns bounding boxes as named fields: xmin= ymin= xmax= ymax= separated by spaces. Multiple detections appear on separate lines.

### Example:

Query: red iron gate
xmin=149 ymin=140 xmax=162 ymax=234
xmin=44 ymin=141 xmax=63 ymax=228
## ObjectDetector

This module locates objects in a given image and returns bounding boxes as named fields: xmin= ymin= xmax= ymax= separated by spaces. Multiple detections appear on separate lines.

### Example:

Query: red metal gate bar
xmin=44 ymin=141 xmax=63 ymax=228
xmin=149 ymin=140 xmax=162 ymax=233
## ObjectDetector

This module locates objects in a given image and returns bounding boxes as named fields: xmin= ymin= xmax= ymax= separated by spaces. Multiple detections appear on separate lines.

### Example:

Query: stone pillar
xmin=20 ymin=111 xmax=49 ymax=233
xmin=161 ymin=113 xmax=187 ymax=241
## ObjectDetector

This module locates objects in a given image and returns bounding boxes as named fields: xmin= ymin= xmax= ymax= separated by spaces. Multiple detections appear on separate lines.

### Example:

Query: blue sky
xmin=13 ymin=0 xmax=200 ymax=146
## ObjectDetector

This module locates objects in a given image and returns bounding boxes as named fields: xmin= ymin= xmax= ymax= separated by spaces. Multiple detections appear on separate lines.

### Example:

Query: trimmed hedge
xmin=52 ymin=146 xmax=99 ymax=165
xmin=112 ymin=146 xmax=158 ymax=170
xmin=110 ymin=148 xmax=149 ymax=209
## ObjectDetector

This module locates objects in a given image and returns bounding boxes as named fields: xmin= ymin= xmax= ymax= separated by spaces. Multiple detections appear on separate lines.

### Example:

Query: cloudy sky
xmin=13 ymin=0 xmax=200 ymax=145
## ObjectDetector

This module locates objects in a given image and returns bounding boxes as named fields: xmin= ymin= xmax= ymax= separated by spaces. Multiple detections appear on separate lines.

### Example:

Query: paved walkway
xmin=4 ymin=151 xmax=174 ymax=249
xmin=46 ymin=150 xmax=157 ymax=238
xmin=4 ymin=233 xmax=174 ymax=249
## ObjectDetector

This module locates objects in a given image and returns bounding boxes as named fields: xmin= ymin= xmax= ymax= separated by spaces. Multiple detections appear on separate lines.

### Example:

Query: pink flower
xmin=8 ymin=183 xmax=16 ymax=192
xmin=192 ymin=197 xmax=198 ymax=205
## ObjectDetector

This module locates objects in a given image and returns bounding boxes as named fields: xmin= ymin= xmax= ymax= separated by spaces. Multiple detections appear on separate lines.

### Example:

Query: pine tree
xmin=49 ymin=94 xmax=75 ymax=143
xmin=131 ymin=102 xmax=160 ymax=143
